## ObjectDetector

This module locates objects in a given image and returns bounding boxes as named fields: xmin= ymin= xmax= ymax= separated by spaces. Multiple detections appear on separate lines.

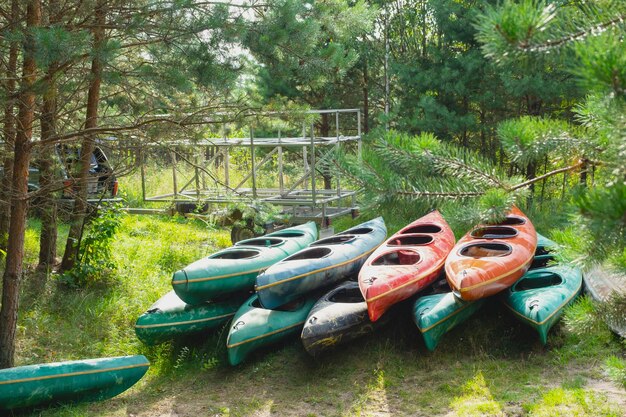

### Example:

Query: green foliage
xmin=562 ymin=295 xmax=609 ymax=339
xmin=59 ymin=205 xmax=124 ymax=288
xmin=526 ymin=387 xmax=622 ymax=417
xmin=605 ymin=356 xmax=626 ymax=389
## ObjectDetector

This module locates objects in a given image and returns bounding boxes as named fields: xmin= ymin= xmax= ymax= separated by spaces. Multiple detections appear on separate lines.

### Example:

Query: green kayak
xmin=502 ymin=264 xmax=582 ymax=345
xmin=173 ymin=222 xmax=318 ymax=304
xmin=226 ymin=293 xmax=317 ymax=366
xmin=412 ymin=292 xmax=485 ymax=351
xmin=0 ymin=355 xmax=149 ymax=411
xmin=135 ymin=290 xmax=244 ymax=345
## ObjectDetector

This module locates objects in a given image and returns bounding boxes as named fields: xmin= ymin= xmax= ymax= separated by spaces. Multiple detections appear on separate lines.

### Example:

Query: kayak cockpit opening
xmin=470 ymin=226 xmax=518 ymax=239
xmin=211 ymin=249 xmax=260 ymax=259
xmin=329 ymin=286 xmax=364 ymax=303
xmin=372 ymin=250 xmax=421 ymax=265
xmin=530 ymin=255 xmax=555 ymax=270
xmin=535 ymin=246 xmax=552 ymax=256
xmin=285 ymin=247 xmax=332 ymax=261
xmin=500 ymin=216 xmax=526 ymax=226
xmin=401 ymin=224 xmax=442 ymax=234
xmin=388 ymin=235 xmax=433 ymax=246
xmin=460 ymin=243 xmax=511 ymax=258
xmin=236 ymin=237 xmax=284 ymax=247
xmin=269 ymin=231 xmax=305 ymax=238
xmin=513 ymin=272 xmax=563 ymax=291
xmin=339 ymin=227 xmax=373 ymax=235
xmin=311 ymin=235 xmax=355 ymax=246
xmin=252 ymin=296 xmax=304 ymax=311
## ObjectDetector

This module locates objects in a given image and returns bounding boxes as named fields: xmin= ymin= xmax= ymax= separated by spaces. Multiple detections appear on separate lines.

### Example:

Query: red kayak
xmin=359 ymin=211 xmax=455 ymax=322
xmin=445 ymin=206 xmax=537 ymax=301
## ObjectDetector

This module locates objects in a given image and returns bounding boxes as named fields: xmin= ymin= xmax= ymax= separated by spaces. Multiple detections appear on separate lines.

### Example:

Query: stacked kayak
xmin=226 ymin=294 xmax=317 ymax=365
xmin=445 ymin=206 xmax=537 ymax=301
xmin=412 ymin=292 xmax=484 ymax=351
xmin=502 ymin=235 xmax=583 ymax=344
xmin=301 ymin=281 xmax=391 ymax=357
xmin=255 ymin=218 xmax=387 ymax=309
xmin=0 ymin=355 xmax=149 ymax=411
xmin=359 ymin=211 xmax=455 ymax=322
xmin=413 ymin=233 xmax=572 ymax=350
xmin=135 ymin=291 xmax=245 ymax=345
xmin=172 ymin=222 xmax=318 ymax=304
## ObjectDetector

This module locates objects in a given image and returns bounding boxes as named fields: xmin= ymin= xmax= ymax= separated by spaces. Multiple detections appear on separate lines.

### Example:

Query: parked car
xmin=0 ymin=143 xmax=119 ymax=201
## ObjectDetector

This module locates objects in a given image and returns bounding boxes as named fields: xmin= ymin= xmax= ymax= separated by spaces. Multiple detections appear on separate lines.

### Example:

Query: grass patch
xmin=5 ymin=213 xmax=626 ymax=416
xmin=526 ymin=387 xmax=622 ymax=417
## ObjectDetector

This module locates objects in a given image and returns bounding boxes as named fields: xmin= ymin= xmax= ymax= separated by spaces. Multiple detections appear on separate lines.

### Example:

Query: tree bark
xmin=37 ymin=0 xmax=60 ymax=271
xmin=0 ymin=0 xmax=20 ymax=252
xmin=61 ymin=2 xmax=106 ymax=271
xmin=0 ymin=0 xmax=41 ymax=370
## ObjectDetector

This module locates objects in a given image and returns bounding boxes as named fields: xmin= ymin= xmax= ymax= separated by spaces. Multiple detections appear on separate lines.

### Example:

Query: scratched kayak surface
xmin=359 ymin=211 xmax=455 ymax=322
xmin=445 ymin=206 xmax=537 ymax=301
xmin=502 ymin=235 xmax=583 ymax=345
xmin=226 ymin=293 xmax=317 ymax=366
xmin=256 ymin=217 xmax=387 ymax=310
xmin=172 ymin=222 xmax=318 ymax=304
xmin=301 ymin=281 xmax=391 ymax=357
xmin=0 ymin=355 xmax=149 ymax=411
xmin=135 ymin=290 xmax=245 ymax=345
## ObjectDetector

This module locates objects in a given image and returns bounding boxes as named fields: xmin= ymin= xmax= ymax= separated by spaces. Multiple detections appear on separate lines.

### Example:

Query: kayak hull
xmin=502 ymin=236 xmax=582 ymax=345
xmin=135 ymin=290 xmax=244 ymax=345
xmin=226 ymin=294 xmax=317 ymax=366
xmin=256 ymin=218 xmax=387 ymax=309
xmin=445 ymin=206 xmax=537 ymax=301
xmin=412 ymin=292 xmax=484 ymax=351
xmin=301 ymin=281 xmax=390 ymax=357
xmin=359 ymin=211 xmax=455 ymax=322
xmin=172 ymin=222 xmax=317 ymax=304
xmin=0 ymin=355 xmax=149 ymax=410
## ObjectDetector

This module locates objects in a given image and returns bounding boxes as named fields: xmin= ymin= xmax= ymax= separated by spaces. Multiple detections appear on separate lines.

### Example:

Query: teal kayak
xmin=173 ymin=222 xmax=318 ymax=304
xmin=226 ymin=294 xmax=317 ymax=366
xmin=412 ymin=234 xmax=559 ymax=350
xmin=412 ymin=291 xmax=485 ymax=351
xmin=0 ymin=355 xmax=149 ymax=411
xmin=256 ymin=217 xmax=387 ymax=309
xmin=135 ymin=290 xmax=244 ymax=345
xmin=502 ymin=263 xmax=582 ymax=345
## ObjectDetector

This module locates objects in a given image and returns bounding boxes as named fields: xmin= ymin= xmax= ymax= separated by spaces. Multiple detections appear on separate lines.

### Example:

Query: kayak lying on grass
xmin=135 ymin=290 xmax=245 ymax=345
xmin=301 ymin=281 xmax=391 ymax=357
xmin=502 ymin=235 xmax=583 ymax=345
xmin=255 ymin=217 xmax=387 ymax=310
xmin=445 ymin=206 xmax=537 ymax=301
xmin=359 ymin=211 xmax=455 ymax=322
xmin=0 ymin=355 xmax=149 ymax=411
xmin=226 ymin=294 xmax=317 ymax=366
xmin=172 ymin=222 xmax=318 ymax=304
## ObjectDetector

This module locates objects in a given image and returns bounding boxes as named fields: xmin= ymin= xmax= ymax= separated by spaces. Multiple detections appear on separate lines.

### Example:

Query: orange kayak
xmin=445 ymin=206 xmax=537 ymax=301
xmin=359 ymin=211 xmax=455 ymax=322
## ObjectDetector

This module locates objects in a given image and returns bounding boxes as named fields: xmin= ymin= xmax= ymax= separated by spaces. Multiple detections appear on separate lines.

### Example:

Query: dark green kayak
xmin=135 ymin=290 xmax=244 ymax=345
xmin=226 ymin=293 xmax=317 ymax=366
xmin=412 ymin=292 xmax=485 ymax=351
xmin=502 ymin=264 xmax=582 ymax=345
xmin=0 ymin=355 xmax=149 ymax=411
xmin=173 ymin=222 xmax=317 ymax=304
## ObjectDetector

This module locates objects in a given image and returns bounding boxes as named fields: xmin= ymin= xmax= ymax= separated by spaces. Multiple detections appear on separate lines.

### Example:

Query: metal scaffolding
xmin=139 ymin=109 xmax=362 ymax=227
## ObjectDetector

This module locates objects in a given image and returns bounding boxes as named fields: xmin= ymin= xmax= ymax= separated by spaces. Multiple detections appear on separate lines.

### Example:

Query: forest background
xmin=0 ymin=0 xmax=624 ymax=415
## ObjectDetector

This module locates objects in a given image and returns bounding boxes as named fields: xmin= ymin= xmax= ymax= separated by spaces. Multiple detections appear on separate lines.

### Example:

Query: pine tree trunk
xmin=61 ymin=2 xmax=106 ymax=272
xmin=362 ymin=58 xmax=369 ymax=134
xmin=0 ymin=0 xmax=41 ymax=370
xmin=0 ymin=0 xmax=20 ymax=252
xmin=38 ymin=69 xmax=58 ymax=270
xmin=320 ymin=113 xmax=332 ymax=190
xmin=37 ymin=0 xmax=60 ymax=271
